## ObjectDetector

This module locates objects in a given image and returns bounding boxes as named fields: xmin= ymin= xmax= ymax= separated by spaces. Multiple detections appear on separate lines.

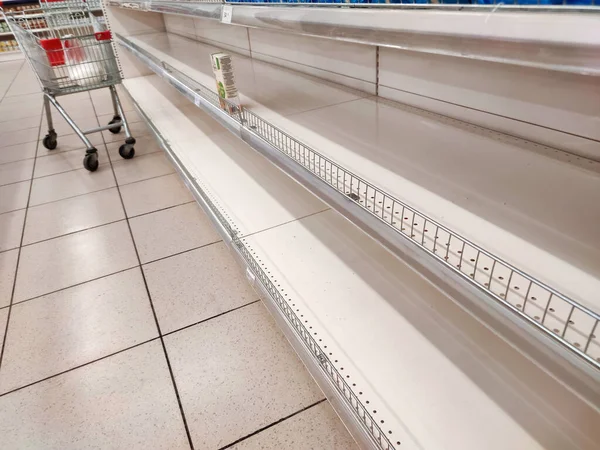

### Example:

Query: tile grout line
xmin=0 ymin=103 xmax=44 ymax=373
xmin=161 ymin=299 xmax=261 ymax=338
xmin=22 ymin=163 xmax=175 ymax=210
xmin=1 ymin=265 xmax=140 ymax=310
xmin=0 ymin=337 xmax=161 ymax=398
xmin=0 ymin=298 xmax=263 ymax=398
xmin=141 ymin=239 xmax=223 ymax=266
xmin=218 ymin=398 xmax=328 ymax=450
xmin=17 ymin=200 xmax=196 ymax=250
xmin=2 ymin=236 xmax=224 ymax=311
xmin=239 ymin=207 xmax=332 ymax=241
xmin=92 ymin=94 xmax=196 ymax=450
xmin=0 ymin=60 xmax=25 ymax=104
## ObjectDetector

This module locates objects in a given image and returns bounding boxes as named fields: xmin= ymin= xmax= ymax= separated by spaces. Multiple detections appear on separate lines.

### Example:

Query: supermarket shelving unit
xmin=103 ymin=2 xmax=600 ymax=449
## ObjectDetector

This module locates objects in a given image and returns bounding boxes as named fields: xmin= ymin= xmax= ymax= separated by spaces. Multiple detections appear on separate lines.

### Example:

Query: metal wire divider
xmin=242 ymin=107 xmax=600 ymax=371
xmin=241 ymin=106 xmax=600 ymax=369
xmin=118 ymin=37 xmax=600 ymax=370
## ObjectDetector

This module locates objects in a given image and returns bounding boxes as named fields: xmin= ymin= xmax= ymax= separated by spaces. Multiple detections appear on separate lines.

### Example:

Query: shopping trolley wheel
xmin=83 ymin=152 xmax=99 ymax=172
xmin=118 ymin=143 xmax=135 ymax=160
xmin=108 ymin=116 xmax=122 ymax=134
xmin=43 ymin=133 xmax=58 ymax=150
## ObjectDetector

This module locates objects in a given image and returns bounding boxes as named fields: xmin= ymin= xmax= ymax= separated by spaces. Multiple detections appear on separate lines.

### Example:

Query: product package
xmin=210 ymin=52 xmax=239 ymax=115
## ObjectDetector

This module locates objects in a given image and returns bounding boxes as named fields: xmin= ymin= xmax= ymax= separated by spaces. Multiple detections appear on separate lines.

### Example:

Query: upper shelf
xmin=108 ymin=1 xmax=600 ymax=75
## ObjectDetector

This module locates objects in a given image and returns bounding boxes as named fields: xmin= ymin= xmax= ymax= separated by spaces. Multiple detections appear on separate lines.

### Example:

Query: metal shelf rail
xmin=118 ymin=34 xmax=600 ymax=375
xmin=109 ymin=0 xmax=600 ymax=75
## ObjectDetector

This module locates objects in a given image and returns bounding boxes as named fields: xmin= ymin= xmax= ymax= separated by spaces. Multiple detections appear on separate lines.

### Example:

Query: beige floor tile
xmin=0 ymin=209 xmax=25 ymax=252
xmin=0 ymin=341 xmax=190 ymax=450
xmin=102 ymin=120 xmax=151 ymax=143
xmin=130 ymin=202 xmax=220 ymax=263
xmin=53 ymin=91 xmax=91 ymax=109
xmin=90 ymin=90 xmax=135 ymax=116
xmin=0 ymin=92 xmax=42 ymax=109
xmin=0 ymin=269 xmax=158 ymax=393
xmin=29 ymin=167 xmax=115 ymax=206
xmin=48 ymin=98 xmax=95 ymax=119
xmin=0 ymin=159 xmax=34 ymax=186
xmin=0 ymin=115 xmax=40 ymax=134
xmin=0 ymin=127 xmax=40 ymax=147
xmin=230 ymin=402 xmax=358 ymax=450
xmin=144 ymin=242 xmax=257 ymax=333
xmin=0 ymin=181 xmax=29 ymax=214
xmin=34 ymin=146 xmax=109 ymax=179
xmin=98 ymin=110 xmax=142 ymax=127
xmin=0 ymin=141 xmax=37 ymax=165
xmin=0 ymin=249 xmax=18 ymax=308
xmin=119 ymin=173 xmax=192 ymax=217
xmin=112 ymin=152 xmax=174 ymax=186
xmin=0 ymin=105 xmax=41 ymax=122
xmin=23 ymin=188 xmax=125 ymax=245
xmin=106 ymin=134 xmax=162 ymax=161
xmin=42 ymin=114 xmax=99 ymax=138
xmin=14 ymin=221 xmax=138 ymax=302
xmin=165 ymin=302 xmax=324 ymax=449
xmin=37 ymin=132 xmax=104 ymax=156
xmin=3 ymin=72 xmax=40 ymax=97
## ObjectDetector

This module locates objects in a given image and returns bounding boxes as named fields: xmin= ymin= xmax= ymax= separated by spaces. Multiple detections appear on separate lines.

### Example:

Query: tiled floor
xmin=0 ymin=61 xmax=356 ymax=448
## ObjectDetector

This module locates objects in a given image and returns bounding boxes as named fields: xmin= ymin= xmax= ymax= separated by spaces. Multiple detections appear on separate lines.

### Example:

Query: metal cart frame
xmin=2 ymin=0 xmax=136 ymax=171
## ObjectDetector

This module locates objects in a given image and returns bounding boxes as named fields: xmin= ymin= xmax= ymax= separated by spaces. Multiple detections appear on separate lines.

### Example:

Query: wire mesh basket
xmin=3 ymin=0 xmax=121 ymax=95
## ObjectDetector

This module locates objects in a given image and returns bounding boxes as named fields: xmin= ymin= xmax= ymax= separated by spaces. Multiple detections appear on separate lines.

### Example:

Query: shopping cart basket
xmin=1 ymin=0 xmax=136 ymax=171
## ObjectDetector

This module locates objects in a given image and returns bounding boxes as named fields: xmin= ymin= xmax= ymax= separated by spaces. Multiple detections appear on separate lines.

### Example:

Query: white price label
xmin=194 ymin=95 xmax=201 ymax=108
xmin=221 ymin=5 xmax=233 ymax=24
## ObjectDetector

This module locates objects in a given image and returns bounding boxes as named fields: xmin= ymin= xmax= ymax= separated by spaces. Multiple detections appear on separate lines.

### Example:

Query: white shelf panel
xmin=123 ymin=73 xmax=600 ymax=450
xmin=125 ymin=32 xmax=600 ymax=316
xmin=109 ymin=1 xmax=600 ymax=75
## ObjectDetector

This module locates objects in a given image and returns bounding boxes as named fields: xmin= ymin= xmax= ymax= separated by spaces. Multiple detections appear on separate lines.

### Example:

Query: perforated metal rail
xmin=118 ymin=35 xmax=600 ymax=372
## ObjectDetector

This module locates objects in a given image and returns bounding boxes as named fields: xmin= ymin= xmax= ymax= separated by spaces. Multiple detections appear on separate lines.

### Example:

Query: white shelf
xmin=116 ymin=32 xmax=600 ymax=385
xmin=123 ymin=72 xmax=600 ymax=450
xmin=108 ymin=1 xmax=600 ymax=75
xmin=122 ymin=32 xmax=600 ymax=313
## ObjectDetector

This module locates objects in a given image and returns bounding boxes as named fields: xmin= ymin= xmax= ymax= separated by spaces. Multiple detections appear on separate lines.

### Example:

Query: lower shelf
xmin=123 ymin=73 xmax=600 ymax=450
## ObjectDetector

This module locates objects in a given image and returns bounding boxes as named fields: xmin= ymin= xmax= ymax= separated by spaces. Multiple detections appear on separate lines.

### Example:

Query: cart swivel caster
xmin=119 ymin=137 xmax=135 ymax=160
xmin=83 ymin=151 xmax=99 ymax=172
xmin=108 ymin=115 xmax=122 ymax=134
xmin=42 ymin=132 xmax=58 ymax=150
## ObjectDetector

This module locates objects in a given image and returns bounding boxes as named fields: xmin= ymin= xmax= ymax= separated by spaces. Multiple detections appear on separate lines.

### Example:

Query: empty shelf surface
xmin=124 ymin=74 xmax=599 ymax=449
xmin=125 ymin=31 xmax=600 ymax=314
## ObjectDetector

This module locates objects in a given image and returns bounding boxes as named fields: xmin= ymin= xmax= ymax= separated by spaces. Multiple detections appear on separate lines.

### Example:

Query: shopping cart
xmin=1 ymin=0 xmax=135 ymax=171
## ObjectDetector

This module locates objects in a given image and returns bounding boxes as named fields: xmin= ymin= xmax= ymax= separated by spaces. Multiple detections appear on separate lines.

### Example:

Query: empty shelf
xmin=124 ymin=73 xmax=600 ymax=450
xmin=118 ymin=31 xmax=600 ymax=373
xmin=108 ymin=1 xmax=600 ymax=74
